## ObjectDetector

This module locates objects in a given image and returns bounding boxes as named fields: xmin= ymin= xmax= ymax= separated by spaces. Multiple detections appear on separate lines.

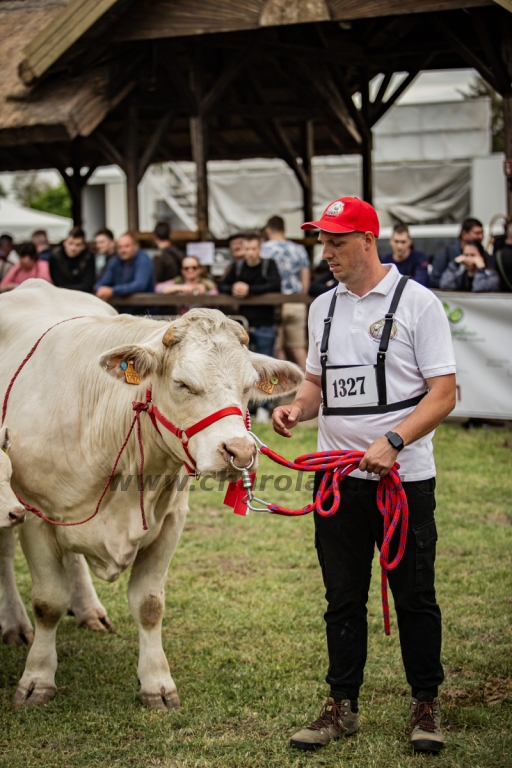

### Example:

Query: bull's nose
xmin=222 ymin=438 xmax=256 ymax=467
xmin=8 ymin=506 xmax=25 ymax=525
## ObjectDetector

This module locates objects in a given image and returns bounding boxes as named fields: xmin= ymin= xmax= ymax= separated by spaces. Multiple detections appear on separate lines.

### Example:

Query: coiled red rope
xmin=258 ymin=445 xmax=408 ymax=635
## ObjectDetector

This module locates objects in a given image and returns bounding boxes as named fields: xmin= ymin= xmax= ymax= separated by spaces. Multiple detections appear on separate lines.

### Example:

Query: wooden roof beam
xmin=298 ymin=65 xmax=362 ymax=145
xmin=493 ymin=0 xmax=512 ymax=12
xmin=434 ymin=17 xmax=497 ymax=91
xmin=19 ymin=0 xmax=122 ymax=85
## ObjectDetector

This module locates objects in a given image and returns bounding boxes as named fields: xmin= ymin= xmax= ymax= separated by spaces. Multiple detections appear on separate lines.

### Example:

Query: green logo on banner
xmin=443 ymin=302 xmax=464 ymax=324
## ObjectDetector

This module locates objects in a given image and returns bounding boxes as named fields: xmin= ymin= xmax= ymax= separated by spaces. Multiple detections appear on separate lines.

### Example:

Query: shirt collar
xmin=336 ymin=264 xmax=400 ymax=298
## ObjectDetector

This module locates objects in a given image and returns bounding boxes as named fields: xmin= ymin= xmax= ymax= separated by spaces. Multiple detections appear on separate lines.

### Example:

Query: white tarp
xmin=436 ymin=292 xmax=512 ymax=419
xmin=0 ymin=199 xmax=71 ymax=242
xmin=206 ymin=157 xmax=470 ymax=237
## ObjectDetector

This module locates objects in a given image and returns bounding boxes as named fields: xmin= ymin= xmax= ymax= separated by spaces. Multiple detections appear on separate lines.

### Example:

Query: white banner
xmin=435 ymin=292 xmax=512 ymax=419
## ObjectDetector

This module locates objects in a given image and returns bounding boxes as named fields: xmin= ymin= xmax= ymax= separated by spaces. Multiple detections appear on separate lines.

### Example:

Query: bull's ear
xmin=249 ymin=353 xmax=304 ymax=401
xmin=226 ymin=317 xmax=249 ymax=345
xmin=0 ymin=426 xmax=11 ymax=453
xmin=99 ymin=344 xmax=159 ymax=382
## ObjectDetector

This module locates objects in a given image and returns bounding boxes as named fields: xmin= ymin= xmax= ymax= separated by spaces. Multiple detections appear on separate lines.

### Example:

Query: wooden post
xmin=190 ymin=114 xmax=209 ymax=241
xmin=360 ymin=74 xmax=373 ymax=205
xmin=126 ymin=97 xmax=140 ymax=232
xmin=361 ymin=133 xmax=373 ymax=205
xmin=302 ymin=120 xmax=314 ymax=224
xmin=505 ymin=97 xmax=512 ymax=217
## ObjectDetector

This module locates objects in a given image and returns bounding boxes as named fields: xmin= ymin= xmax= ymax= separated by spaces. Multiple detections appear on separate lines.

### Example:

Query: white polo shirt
xmin=306 ymin=264 xmax=456 ymax=481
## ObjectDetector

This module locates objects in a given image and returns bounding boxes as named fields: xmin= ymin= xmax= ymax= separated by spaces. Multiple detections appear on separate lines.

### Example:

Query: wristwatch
xmin=385 ymin=431 xmax=404 ymax=452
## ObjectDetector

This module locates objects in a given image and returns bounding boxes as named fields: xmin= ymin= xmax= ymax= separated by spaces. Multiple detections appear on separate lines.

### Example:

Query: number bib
xmin=324 ymin=364 xmax=379 ymax=409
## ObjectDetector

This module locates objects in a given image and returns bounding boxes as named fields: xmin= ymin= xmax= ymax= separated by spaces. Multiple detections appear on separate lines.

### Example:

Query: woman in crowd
xmin=155 ymin=255 xmax=218 ymax=314
xmin=439 ymin=240 xmax=500 ymax=292
xmin=0 ymin=242 xmax=52 ymax=292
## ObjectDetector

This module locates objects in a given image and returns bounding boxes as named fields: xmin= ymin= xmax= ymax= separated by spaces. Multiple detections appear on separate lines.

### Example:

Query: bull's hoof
xmin=76 ymin=611 xmax=113 ymax=633
xmin=13 ymin=681 xmax=56 ymax=707
xmin=141 ymin=690 xmax=181 ymax=711
xmin=2 ymin=624 xmax=34 ymax=647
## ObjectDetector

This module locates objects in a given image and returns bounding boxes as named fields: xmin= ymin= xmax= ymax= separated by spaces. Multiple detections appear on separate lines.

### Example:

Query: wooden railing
xmin=109 ymin=293 xmax=313 ymax=308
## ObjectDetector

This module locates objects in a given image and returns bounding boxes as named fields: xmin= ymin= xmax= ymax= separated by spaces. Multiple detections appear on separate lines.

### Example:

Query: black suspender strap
xmin=320 ymin=288 xmax=338 ymax=404
xmin=375 ymin=276 xmax=409 ymax=405
xmin=320 ymin=287 xmax=338 ymax=355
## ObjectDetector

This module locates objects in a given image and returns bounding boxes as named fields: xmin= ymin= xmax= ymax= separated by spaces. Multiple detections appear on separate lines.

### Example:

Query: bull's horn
xmin=239 ymin=328 xmax=249 ymax=345
xmin=162 ymin=326 xmax=176 ymax=347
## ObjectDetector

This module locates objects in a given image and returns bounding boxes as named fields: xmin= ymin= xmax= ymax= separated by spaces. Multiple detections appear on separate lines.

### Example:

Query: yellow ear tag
xmin=124 ymin=360 xmax=140 ymax=385
xmin=2 ymin=448 xmax=8 ymax=457
xmin=256 ymin=379 xmax=275 ymax=395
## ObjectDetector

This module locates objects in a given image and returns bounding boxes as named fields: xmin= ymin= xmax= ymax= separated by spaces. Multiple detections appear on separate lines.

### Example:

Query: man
xmin=272 ymin=197 xmax=456 ymax=753
xmin=228 ymin=232 xmax=248 ymax=262
xmin=95 ymin=228 xmax=117 ymax=277
xmin=430 ymin=217 xmax=485 ymax=289
xmin=0 ymin=234 xmax=15 ymax=281
xmin=262 ymin=215 xmax=311 ymax=369
xmin=219 ymin=232 xmax=281 ymax=422
xmin=152 ymin=221 xmax=184 ymax=283
xmin=31 ymin=230 xmax=53 ymax=261
xmin=49 ymin=226 xmax=96 ymax=292
xmin=380 ymin=223 xmax=429 ymax=286
xmin=95 ymin=231 xmax=155 ymax=302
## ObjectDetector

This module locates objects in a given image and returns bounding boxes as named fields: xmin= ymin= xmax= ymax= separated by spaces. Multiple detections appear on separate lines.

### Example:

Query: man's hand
xmin=272 ymin=403 xmax=302 ymax=438
xmin=359 ymin=435 xmax=399 ymax=477
xmin=232 ymin=281 xmax=249 ymax=298
xmin=96 ymin=286 xmax=113 ymax=301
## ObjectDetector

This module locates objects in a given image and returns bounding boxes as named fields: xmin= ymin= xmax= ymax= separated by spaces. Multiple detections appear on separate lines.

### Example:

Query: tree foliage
xmin=11 ymin=172 xmax=72 ymax=218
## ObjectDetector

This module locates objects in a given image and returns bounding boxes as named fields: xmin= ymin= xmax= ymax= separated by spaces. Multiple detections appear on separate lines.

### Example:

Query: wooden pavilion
xmin=1 ymin=0 xmax=512 ymax=238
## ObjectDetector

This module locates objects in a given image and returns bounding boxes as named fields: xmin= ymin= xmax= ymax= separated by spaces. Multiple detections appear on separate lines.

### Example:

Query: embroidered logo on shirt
xmin=369 ymin=319 xmax=398 ymax=343
xmin=326 ymin=201 xmax=344 ymax=216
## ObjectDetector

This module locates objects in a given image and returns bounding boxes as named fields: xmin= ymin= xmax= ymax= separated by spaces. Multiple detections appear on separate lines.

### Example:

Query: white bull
xmin=0 ymin=280 xmax=302 ymax=708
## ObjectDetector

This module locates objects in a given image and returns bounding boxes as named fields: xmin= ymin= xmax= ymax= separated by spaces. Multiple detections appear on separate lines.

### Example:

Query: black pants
xmin=314 ymin=473 xmax=444 ymax=700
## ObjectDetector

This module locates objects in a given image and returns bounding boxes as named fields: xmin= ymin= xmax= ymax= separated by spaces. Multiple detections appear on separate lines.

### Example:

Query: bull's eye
xmin=174 ymin=381 xmax=188 ymax=390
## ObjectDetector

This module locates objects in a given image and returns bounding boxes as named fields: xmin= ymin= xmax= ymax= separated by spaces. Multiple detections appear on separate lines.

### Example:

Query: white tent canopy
xmin=0 ymin=199 xmax=71 ymax=242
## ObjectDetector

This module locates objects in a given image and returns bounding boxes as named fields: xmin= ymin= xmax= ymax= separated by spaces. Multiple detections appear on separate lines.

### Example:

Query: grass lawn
xmin=1 ymin=422 xmax=511 ymax=767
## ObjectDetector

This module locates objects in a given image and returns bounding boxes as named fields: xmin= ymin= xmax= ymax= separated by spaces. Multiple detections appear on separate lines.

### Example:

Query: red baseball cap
xmin=301 ymin=196 xmax=380 ymax=237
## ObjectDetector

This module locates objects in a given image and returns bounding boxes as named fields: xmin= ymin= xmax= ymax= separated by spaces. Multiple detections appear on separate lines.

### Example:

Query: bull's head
xmin=0 ymin=427 xmax=26 ymax=527
xmin=99 ymin=310 xmax=304 ymax=475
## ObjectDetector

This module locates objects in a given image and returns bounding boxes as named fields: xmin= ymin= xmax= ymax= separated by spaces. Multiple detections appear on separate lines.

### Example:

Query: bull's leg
xmin=14 ymin=523 xmax=70 ymax=706
xmin=128 ymin=499 xmax=188 ymax=711
xmin=64 ymin=552 xmax=113 ymax=632
xmin=0 ymin=529 xmax=34 ymax=646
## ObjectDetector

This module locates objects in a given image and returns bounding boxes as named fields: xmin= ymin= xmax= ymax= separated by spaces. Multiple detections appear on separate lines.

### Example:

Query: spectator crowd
xmin=0 ymin=210 xmax=510 ymax=418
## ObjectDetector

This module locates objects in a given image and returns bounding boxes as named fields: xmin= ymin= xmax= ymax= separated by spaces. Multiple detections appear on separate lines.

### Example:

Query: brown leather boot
xmin=408 ymin=698 xmax=444 ymax=752
xmin=289 ymin=697 xmax=360 ymax=751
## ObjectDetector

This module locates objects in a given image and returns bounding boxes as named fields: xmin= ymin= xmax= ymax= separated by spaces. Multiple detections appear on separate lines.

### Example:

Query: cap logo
xmin=326 ymin=201 xmax=344 ymax=217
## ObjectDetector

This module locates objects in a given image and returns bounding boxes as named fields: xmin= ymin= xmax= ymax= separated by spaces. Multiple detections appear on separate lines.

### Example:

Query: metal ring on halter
xmin=245 ymin=495 xmax=271 ymax=512
xmin=247 ymin=431 xmax=266 ymax=451
xmin=229 ymin=455 xmax=255 ymax=471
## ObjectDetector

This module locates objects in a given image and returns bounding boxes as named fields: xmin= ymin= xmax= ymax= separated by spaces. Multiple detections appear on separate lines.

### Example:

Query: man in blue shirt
xmin=95 ymin=232 xmax=155 ymax=304
xmin=261 ymin=216 xmax=310 ymax=369
xmin=380 ymin=224 xmax=429 ymax=287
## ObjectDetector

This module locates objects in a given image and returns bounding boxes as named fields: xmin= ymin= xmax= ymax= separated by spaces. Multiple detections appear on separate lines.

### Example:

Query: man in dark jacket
xmin=430 ymin=218 xmax=485 ymax=289
xmin=380 ymin=224 xmax=429 ymax=286
xmin=95 ymin=232 xmax=155 ymax=302
xmin=219 ymin=232 xmax=281 ymax=423
xmin=152 ymin=221 xmax=184 ymax=283
xmin=49 ymin=226 xmax=96 ymax=292
xmin=219 ymin=232 xmax=281 ymax=356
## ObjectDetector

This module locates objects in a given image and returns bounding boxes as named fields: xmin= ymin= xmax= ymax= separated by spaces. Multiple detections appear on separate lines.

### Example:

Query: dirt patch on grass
xmin=486 ymin=511 xmax=512 ymax=525
xmin=183 ymin=523 xmax=219 ymax=535
xmin=444 ymin=675 xmax=512 ymax=706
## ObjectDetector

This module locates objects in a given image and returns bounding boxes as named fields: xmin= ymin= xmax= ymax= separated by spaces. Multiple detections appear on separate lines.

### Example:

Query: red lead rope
xmin=252 ymin=446 xmax=408 ymax=636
